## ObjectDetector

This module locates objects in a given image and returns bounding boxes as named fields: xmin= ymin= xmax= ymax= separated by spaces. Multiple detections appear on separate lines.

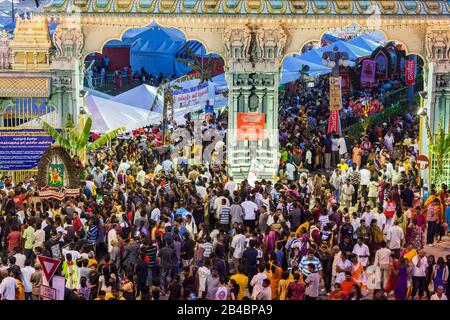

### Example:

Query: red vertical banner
xmin=328 ymin=110 xmax=341 ymax=135
xmin=405 ymin=59 xmax=415 ymax=85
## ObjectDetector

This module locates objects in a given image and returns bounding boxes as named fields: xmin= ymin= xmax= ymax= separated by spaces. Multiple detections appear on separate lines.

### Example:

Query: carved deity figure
xmin=426 ymin=30 xmax=449 ymax=61
xmin=276 ymin=26 xmax=288 ymax=61
xmin=0 ymin=30 xmax=10 ymax=69
xmin=242 ymin=26 xmax=252 ymax=60
xmin=54 ymin=25 xmax=84 ymax=60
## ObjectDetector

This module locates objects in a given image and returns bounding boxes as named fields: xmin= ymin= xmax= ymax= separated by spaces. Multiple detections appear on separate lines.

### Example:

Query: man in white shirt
xmin=361 ymin=207 xmax=374 ymax=229
xmin=196 ymin=182 xmax=208 ymax=201
xmin=384 ymin=132 xmax=395 ymax=152
xmin=21 ymin=260 xmax=35 ymax=300
xmin=136 ymin=166 xmax=147 ymax=186
xmin=256 ymin=279 xmax=272 ymax=300
xmin=337 ymin=136 xmax=347 ymax=158
xmin=342 ymin=180 xmax=355 ymax=209
xmin=241 ymin=197 xmax=259 ymax=230
xmin=150 ymin=205 xmax=161 ymax=223
xmin=13 ymin=251 xmax=26 ymax=268
xmin=285 ymin=162 xmax=296 ymax=183
xmin=0 ymin=272 xmax=18 ymax=300
xmin=117 ymin=158 xmax=131 ymax=175
xmin=230 ymin=228 xmax=246 ymax=272
xmin=224 ymin=177 xmax=237 ymax=195
xmin=161 ymin=159 xmax=174 ymax=174
xmin=430 ymin=286 xmax=448 ymax=300
xmin=359 ymin=166 xmax=371 ymax=199
xmin=411 ymin=250 xmax=428 ymax=300
xmin=352 ymin=237 xmax=370 ymax=267
xmin=331 ymin=135 xmax=340 ymax=167
xmin=386 ymin=220 xmax=404 ymax=258
xmin=33 ymin=222 xmax=45 ymax=251
xmin=374 ymin=241 xmax=391 ymax=290
xmin=250 ymin=264 xmax=267 ymax=300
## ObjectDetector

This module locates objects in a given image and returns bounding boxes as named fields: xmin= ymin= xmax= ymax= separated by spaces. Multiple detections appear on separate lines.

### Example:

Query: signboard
xmin=51 ymin=275 xmax=66 ymax=300
xmin=48 ymin=164 xmax=64 ymax=187
xmin=405 ymin=59 xmax=416 ymax=85
xmin=172 ymin=81 xmax=209 ymax=109
xmin=328 ymin=110 xmax=341 ymax=135
xmin=248 ymin=158 xmax=265 ymax=187
xmin=0 ymin=129 xmax=53 ymax=170
xmin=38 ymin=255 xmax=61 ymax=282
xmin=237 ymin=112 xmax=265 ymax=141
xmin=416 ymin=155 xmax=429 ymax=170
xmin=40 ymin=285 xmax=56 ymax=300
xmin=329 ymin=77 xmax=342 ymax=111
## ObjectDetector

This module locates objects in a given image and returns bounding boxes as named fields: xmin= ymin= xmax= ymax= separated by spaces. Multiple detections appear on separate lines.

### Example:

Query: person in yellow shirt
xmin=105 ymin=285 xmax=126 ymax=300
xmin=277 ymin=270 xmax=292 ymax=300
xmin=337 ymin=159 xmax=349 ymax=172
xmin=229 ymin=265 xmax=248 ymax=300
xmin=87 ymin=252 xmax=98 ymax=268
xmin=94 ymin=290 xmax=106 ymax=300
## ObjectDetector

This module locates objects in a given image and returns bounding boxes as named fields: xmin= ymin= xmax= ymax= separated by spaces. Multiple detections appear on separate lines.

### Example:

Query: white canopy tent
xmin=111 ymin=84 xmax=163 ymax=112
xmin=86 ymin=95 xmax=162 ymax=133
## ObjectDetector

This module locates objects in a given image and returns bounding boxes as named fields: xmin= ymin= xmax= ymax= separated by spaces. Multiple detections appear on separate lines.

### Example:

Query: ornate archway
xmin=1 ymin=0 xmax=448 ymax=182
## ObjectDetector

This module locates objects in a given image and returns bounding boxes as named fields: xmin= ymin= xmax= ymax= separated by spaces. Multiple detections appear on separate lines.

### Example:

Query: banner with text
xmin=405 ymin=59 xmax=416 ymax=86
xmin=237 ymin=113 xmax=265 ymax=141
xmin=329 ymin=76 xmax=343 ymax=111
xmin=248 ymin=158 xmax=265 ymax=187
xmin=0 ymin=129 xmax=53 ymax=170
xmin=172 ymin=81 xmax=210 ymax=109
xmin=328 ymin=110 xmax=341 ymax=135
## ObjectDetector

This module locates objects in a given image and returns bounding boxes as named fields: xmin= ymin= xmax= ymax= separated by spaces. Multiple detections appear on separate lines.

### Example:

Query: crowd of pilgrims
xmin=0 ymin=78 xmax=449 ymax=301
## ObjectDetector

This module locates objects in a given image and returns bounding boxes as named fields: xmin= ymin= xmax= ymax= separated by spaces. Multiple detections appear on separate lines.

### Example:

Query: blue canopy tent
xmin=321 ymin=33 xmax=343 ymax=43
xmin=347 ymin=35 xmax=382 ymax=52
xmin=281 ymin=34 xmax=379 ymax=85
xmin=127 ymin=22 xmax=187 ymax=77
xmin=316 ymin=40 xmax=373 ymax=61
xmin=281 ymin=54 xmax=331 ymax=84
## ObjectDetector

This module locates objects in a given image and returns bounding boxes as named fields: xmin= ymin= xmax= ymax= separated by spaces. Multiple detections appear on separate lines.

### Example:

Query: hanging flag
xmin=405 ymin=59 xmax=415 ymax=85
xmin=360 ymin=59 xmax=376 ymax=87
xmin=328 ymin=110 xmax=341 ymax=135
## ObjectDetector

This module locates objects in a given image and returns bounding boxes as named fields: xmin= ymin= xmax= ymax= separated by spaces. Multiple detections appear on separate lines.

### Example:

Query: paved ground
xmin=423 ymin=234 xmax=450 ymax=258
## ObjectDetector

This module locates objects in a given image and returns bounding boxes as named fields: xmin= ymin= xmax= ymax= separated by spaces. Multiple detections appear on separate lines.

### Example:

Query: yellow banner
xmin=329 ymin=76 xmax=342 ymax=111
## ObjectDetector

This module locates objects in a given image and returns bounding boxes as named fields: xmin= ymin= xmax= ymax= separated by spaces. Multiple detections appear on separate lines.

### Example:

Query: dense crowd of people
xmin=0 ymin=72 xmax=449 ymax=301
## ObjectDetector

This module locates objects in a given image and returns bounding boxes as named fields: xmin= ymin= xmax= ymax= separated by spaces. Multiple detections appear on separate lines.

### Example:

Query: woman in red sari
xmin=384 ymin=257 xmax=400 ymax=296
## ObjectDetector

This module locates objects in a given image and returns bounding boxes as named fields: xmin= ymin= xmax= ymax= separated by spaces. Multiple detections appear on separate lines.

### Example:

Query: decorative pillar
xmin=223 ymin=23 xmax=288 ymax=181
xmin=51 ymin=18 xmax=85 ymax=126
xmin=422 ymin=27 xmax=450 ymax=186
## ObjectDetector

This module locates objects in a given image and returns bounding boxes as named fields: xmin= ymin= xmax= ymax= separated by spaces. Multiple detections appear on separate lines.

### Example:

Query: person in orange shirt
xmin=340 ymin=271 xmax=359 ymax=296
xmin=329 ymin=283 xmax=348 ymax=300
xmin=269 ymin=263 xmax=283 ymax=300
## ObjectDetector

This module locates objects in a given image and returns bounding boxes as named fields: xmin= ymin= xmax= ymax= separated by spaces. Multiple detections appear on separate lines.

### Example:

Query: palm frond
xmin=37 ymin=118 xmax=71 ymax=148
xmin=77 ymin=117 xmax=92 ymax=149
xmin=176 ymin=57 xmax=201 ymax=71
xmin=87 ymin=126 xmax=125 ymax=151
xmin=64 ymin=113 xmax=75 ymax=129
xmin=150 ymin=83 xmax=164 ymax=111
